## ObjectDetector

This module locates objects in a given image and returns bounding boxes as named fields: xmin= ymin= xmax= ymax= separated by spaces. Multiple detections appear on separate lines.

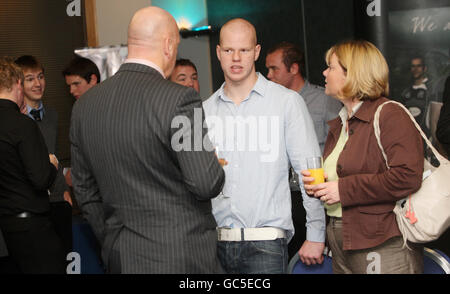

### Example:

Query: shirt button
xmin=337 ymin=164 xmax=343 ymax=171
xmin=349 ymin=129 xmax=354 ymax=135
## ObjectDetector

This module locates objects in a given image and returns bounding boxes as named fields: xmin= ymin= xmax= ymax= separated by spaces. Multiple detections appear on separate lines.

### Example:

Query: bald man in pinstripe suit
xmin=70 ymin=7 xmax=225 ymax=273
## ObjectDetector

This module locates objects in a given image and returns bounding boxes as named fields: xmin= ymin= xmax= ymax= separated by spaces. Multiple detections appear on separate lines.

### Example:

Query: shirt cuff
xmin=306 ymin=227 xmax=326 ymax=243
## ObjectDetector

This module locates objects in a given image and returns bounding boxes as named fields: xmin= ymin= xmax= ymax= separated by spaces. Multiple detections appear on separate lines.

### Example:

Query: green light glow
xmin=152 ymin=0 xmax=208 ymax=29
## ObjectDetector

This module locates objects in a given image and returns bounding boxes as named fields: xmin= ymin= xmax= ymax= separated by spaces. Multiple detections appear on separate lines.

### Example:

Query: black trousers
xmin=288 ymin=191 xmax=307 ymax=260
xmin=49 ymin=201 xmax=73 ymax=257
xmin=0 ymin=215 xmax=66 ymax=274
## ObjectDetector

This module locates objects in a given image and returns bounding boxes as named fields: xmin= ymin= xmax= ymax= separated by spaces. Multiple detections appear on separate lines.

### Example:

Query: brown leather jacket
xmin=324 ymin=97 xmax=423 ymax=250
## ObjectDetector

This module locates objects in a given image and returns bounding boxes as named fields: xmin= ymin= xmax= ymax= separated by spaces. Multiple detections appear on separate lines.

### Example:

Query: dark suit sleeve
xmin=437 ymin=77 xmax=450 ymax=148
xmin=437 ymin=103 xmax=450 ymax=144
xmin=49 ymin=169 xmax=70 ymax=202
xmin=43 ymin=107 xmax=70 ymax=201
xmin=50 ymin=108 xmax=59 ymax=156
xmin=18 ymin=120 xmax=57 ymax=192
xmin=70 ymin=106 xmax=105 ymax=244
xmin=0 ymin=228 xmax=8 ymax=257
xmin=170 ymin=89 xmax=225 ymax=200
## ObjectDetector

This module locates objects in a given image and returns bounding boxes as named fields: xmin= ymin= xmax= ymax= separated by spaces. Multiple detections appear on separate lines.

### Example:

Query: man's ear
xmin=216 ymin=45 xmax=221 ymax=62
xmin=254 ymin=44 xmax=261 ymax=61
xmin=15 ymin=80 xmax=26 ymax=114
xmin=89 ymin=74 xmax=98 ymax=85
xmin=290 ymin=63 xmax=299 ymax=75
xmin=165 ymin=37 xmax=176 ymax=60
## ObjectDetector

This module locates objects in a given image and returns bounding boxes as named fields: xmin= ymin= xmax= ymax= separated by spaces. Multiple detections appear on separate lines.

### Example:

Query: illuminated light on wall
xmin=177 ymin=17 xmax=192 ymax=30
xmin=192 ymin=25 xmax=211 ymax=32
xmin=179 ymin=25 xmax=213 ymax=38
xmin=152 ymin=0 xmax=208 ymax=28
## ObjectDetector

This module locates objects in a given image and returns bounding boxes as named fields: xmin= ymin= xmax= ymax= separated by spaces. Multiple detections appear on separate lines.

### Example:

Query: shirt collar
xmin=124 ymin=58 xmax=165 ymax=78
xmin=298 ymin=80 xmax=311 ymax=96
xmin=338 ymin=100 xmax=363 ymax=124
xmin=253 ymin=73 xmax=268 ymax=96
xmin=26 ymin=101 xmax=43 ymax=112
xmin=26 ymin=101 xmax=44 ymax=120
xmin=217 ymin=72 xmax=267 ymax=103
xmin=412 ymin=77 xmax=428 ymax=90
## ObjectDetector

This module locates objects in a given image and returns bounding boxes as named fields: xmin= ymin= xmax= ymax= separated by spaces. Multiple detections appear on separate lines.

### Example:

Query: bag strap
xmin=373 ymin=100 xmax=448 ymax=168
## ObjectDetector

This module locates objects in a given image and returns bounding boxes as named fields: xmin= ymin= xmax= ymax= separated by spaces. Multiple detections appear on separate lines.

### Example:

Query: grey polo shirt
xmin=290 ymin=81 xmax=342 ymax=192
xmin=299 ymin=80 xmax=342 ymax=152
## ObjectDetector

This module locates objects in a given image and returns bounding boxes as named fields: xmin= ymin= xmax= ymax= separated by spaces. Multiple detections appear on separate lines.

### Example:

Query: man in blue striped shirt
xmin=203 ymin=18 xmax=326 ymax=274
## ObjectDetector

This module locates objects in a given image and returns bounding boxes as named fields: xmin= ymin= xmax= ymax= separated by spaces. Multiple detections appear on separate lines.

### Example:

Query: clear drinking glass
xmin=215 ymin=146 xmax=228 ymax=167
xmin=307 ymin=156 xmax=324 ymax=185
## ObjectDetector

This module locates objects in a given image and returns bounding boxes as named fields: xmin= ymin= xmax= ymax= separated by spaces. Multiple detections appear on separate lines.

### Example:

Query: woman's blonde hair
xmin=325 ymin=40 xmax=389 ymax=101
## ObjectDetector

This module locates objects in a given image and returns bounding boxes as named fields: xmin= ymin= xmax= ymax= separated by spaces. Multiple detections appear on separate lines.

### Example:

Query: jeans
xmin=217 ymin=238 xmax=288 ymax=274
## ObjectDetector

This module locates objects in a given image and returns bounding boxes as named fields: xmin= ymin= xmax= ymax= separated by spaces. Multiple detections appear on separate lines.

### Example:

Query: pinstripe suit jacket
xmin=70 ymin=63 xmax=225 ymax=273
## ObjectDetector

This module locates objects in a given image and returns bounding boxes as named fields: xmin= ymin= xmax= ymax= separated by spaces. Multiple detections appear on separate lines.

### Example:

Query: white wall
xmin=95 ymin=0 xmax=150 ymax=46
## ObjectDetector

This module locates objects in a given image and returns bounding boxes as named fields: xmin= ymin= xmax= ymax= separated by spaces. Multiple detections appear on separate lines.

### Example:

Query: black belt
xmin=0 ymin=212 xmax=49 ymax=219
xmin=16 ymin=212 xmax=34 ymax=218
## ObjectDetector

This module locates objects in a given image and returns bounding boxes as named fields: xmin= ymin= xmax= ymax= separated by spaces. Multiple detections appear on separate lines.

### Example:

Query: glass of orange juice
xmin=215 ymin=146 xmax=228 ymax=167
xmin=307 ymin=156 xmax=324 ymax=185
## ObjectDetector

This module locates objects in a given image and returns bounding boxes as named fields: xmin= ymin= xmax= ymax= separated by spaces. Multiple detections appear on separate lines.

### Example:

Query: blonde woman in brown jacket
xmin=301 ymin=40 xmax=424 ymax=274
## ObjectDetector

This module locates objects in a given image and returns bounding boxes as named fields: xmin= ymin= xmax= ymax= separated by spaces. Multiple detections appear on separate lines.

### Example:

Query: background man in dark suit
xmin=15 ymin=55 xmax=73 ymax=257
xmin=62 ymin=56 xmax=101 ymax=214
xmin=63 ymin=56 xmax=100 ymax=100
xmin=0 ymin=57 xmax=65 ymax=273
xmin=15 ymin=56 xmax=72 ymax=205
xmin=400 ymin=55 xmax=439 ymax=138
xmin=70 ymin=6 xmax=225 ymax=274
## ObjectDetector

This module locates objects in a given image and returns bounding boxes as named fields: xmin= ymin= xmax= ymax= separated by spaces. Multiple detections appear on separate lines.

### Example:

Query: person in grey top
xmin=266 ymin=42 xmax=341 ymax=259
xmin=266 ymin=42 xmax=342 ymax=152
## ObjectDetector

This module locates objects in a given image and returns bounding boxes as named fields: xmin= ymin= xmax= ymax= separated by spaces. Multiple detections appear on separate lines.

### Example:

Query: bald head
xmin=216 ymin=18 xmax=261 ymax=90
xmin=219 ymin=18 xmax=257 ymax=46
xmin=128 ymin=6 xmax=178 ymax=48
xmin=127 ymin=6 xmax=180 ymax=77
